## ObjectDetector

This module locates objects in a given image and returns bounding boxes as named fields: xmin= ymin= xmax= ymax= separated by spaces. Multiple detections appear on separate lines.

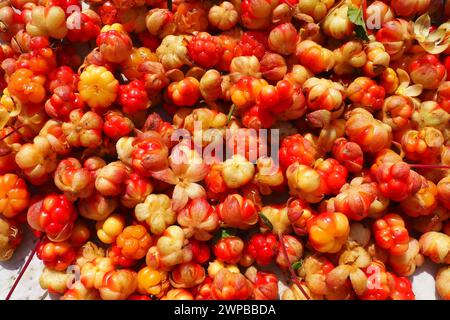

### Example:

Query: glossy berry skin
xmin=381 ymin=95 xmax=414 ymax=131
xmin=295 ymin=40 xmax=335 ymax=74
xmin=78 ymin=65 xmax=119 ymax=110
xmin=137 ymin=266 xmax=169 ymax=298
xmin=177 ymin=197 xmax=219 ymax=241
xmin=279 ymin=134 xmax=316 ymax=169
xmin=116 ymin=225 xmax=152 ymax=260
xmin=303 ymin=77 xmax=345 ymax=112
xmin=257 ymin=80 xmax=294 ymax=113
xmin=387 ymin=272 xmax=415 ymax=300
xmin=331 ymin=138 xmax=364 ymax=173
xmin=247 ymin=233 xmax=278 ymax=266
xmin=188 ymin=32 xmax=223 ymax=68
xmin=373 ymin=213 xmax=409 ymax=256
xmin=401 ymin=128 xmax=444 ymax=164
xmin=103 ymin=111 xmax=134 ymax=140
xmin=62 ymin=109 xmax=104 ymax=149
xmin=8 ymin=68 xmax=46 ymax=104
xmin=45 ymin=85 xmax=84 ymax=121
xmin=234 ymin=31 xmax=268 ymax=60
xmin=211 ymin=269 xmax=253 ymax=300
xmin=400 ymin=178 xmax=438 ymax=218
xmin=108 ymin=244 xmax=136 ymax=267
xmin=216 ymin=194 xmax=259 ymax=230
xmin=131 ymin=132 xmax=169 ymax=176
xmin=268 ymin=23 xmax=298 ymax=55
xmin=27 ymin=194 xmax=78 ymax=242
xmin=96 ymin=28 xmax=133 ymax=63
xmin=287 ymin=198 xmax=314 ymax=236
xmin=247 ymin=269 xmax=278 ymax=300
xmin=37 ymin=240 xmax=76 ymax=271
xmin=166 ymin=77 xmax=201 ymax=107
xmin=242 ymin=104 xmax=274 ymax=129
xmin=346 ymin=77 xmax=386 ymax=110
xmin=54 ymin=158 xmax=95 ymax=200
xmin=437 ymin=82 xmax=450 ymax=113
xmin=46 ymin=0 xmax=81 ymax=12
xmin=230 ymin=76 xmax=268 ymax=110
xmin=376 ymin=19 xmax=412 ymax=61
xmin=190 ymin=239 xmax=210 ymax=265
xmin=307 ymin=212 xmax=349 ymax=253
xmin=333 ymin=177 xmax=378 ymax=221
xmin=409 ymin=54 xmax=446 ymax=90
xmin=345 ymin=108 xmax=393 ymax=154
xmin=118 ymin=80 xmax=150 ymax=114
xmin=15 ymin=48 xmax=57 ymax=76
xmin=213 ymin=236 xmax=244 ymax=264
xmin=99 ymin=269 xmax=137 ymax=300
xmin=360 ymin=262 xmax=390 ymax=300
xmin=374 ymin=162 xmax=422 ymax=202
xmin=96 ymin=214 xmax=125 ymax=245
xmin=0 ymin=173 xmax=30 ymax=219
xmin=67 ymin=10 xmax=101 ymax=43
xmin=216 ymin=34 xmax=238 ymax=71
xmin=314 ymin=158 xmax=348 ymax=195
xmin=46 ymin=66 xmax=79 ymax=93
xmin=121 ymin=173 xmax=153 ymax=208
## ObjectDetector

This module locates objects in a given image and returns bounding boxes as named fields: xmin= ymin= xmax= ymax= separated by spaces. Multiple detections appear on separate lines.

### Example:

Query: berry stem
xmin=278 ymin=232 xmax=311 ymax=300
xmin=409 ymin=164 xmax=450 ymax=169
xmin=227 ymin=104 xmax=236 ymax=124
xmin=5 ymin=236 xmax=42 ymax=300
xmin=0 ymin=125 xmax=24 ymax=142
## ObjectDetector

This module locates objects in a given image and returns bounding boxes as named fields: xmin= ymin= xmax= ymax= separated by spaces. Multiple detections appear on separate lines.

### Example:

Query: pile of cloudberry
xmin=0 ymin=0 xmax=449 ymax=300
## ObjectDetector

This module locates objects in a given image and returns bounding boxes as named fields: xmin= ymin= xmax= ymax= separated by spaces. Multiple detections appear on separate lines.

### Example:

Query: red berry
xmin=213 ymin=235 xmax=244 ymax=264
xmin=188 ymin=32 xmax=223 ymax=68
xmin=138 ymin=31 xmax=160 ymax=51
xmin=234 ymin=31 xmax=268 ymax=60
xmin=373 ymin=213 xmax=409 ymax=256
xmin=47 ymin=66 xmax=79 ymax=93
xmin=279 ymin=134 xmax=316 ymax=169
xmin=374 ymin=162 xmax=422 ymax=201
xmin=247 ymin=233 xmax=278 ymax=266
xmin=67 ymin=10 xmax=101 ymax=43
xmin=191 ymin=239 xmax=211 ymax=264
xmin=28 ymin=194 xmax=78 ymax=242
xmin=388 ymin=272 xmax=415 ymax=300
xmin=242 ymin=104 xmax=274 ymax=129
xmin=103 ymin=111 xmax=134 ymax=140
xmin=118 ymin=80 xmax=150 ymax=114
xmin=315 ymin=158 xmax=348 ymax=195
xmin=45 ymin=85 xmax=84 ymax=121
xmin=108 ymin=244 xmax=136 ymax=267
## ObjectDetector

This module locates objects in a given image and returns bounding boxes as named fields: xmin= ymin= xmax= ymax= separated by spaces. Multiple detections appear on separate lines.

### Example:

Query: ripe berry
xmin=118 ymin=80 xmax=150 ymax=115
xmin=188 ymin=32 xmax=223 ymax=68
xmin=247 ymin=233 xmax=278 ymax=266
xmin=234 ymin=31 xmax=268 ymax=60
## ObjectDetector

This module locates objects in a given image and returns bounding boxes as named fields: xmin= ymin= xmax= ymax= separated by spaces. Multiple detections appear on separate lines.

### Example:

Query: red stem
xmin=278 ymin=233 xmax=311 ymax=300
xmin=0 ymin=125 xmax=24 ymax=142
xmin=5 ymin=237 xmax=42 ymax=300
xmin=409 ymin=164 xmax=450 ymax=169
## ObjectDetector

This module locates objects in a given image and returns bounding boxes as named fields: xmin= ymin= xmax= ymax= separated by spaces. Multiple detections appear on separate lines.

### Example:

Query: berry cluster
xmin=0 ymin=0 xmax=449 ymax=301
